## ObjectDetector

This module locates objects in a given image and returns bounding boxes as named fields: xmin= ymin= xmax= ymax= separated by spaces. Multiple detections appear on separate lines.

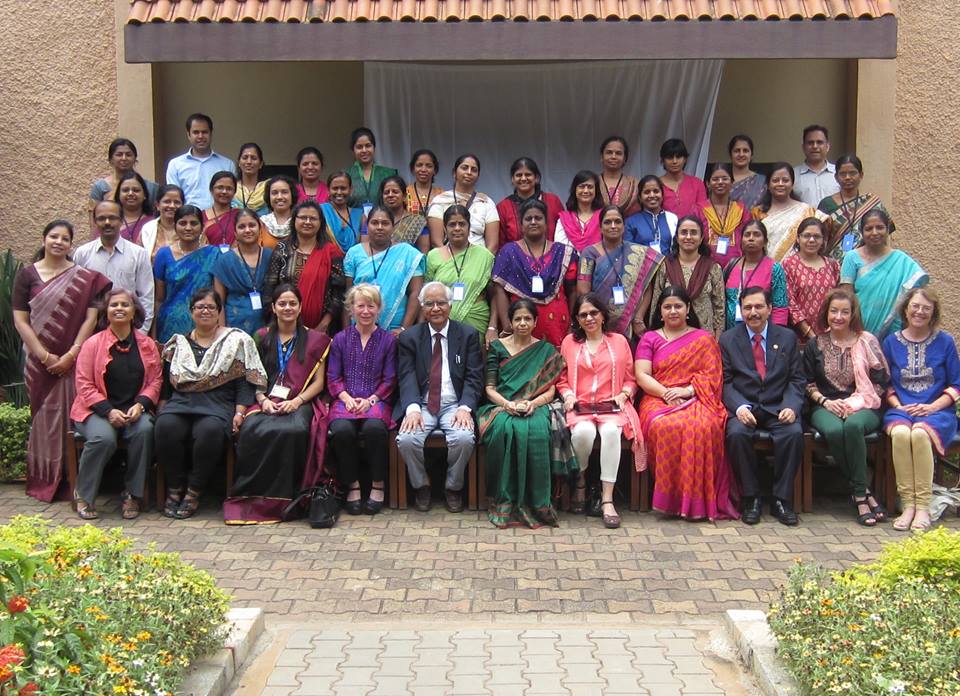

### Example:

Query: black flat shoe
xmin=363 ymin=483 xmax=385 ymax=515
xmin=344 ymin=485 xmax=363 ymax=515
xmin=742 ymin=497 xmax=762 ymax=525
xmin=771 ymin=498 xmax=798 ymax=526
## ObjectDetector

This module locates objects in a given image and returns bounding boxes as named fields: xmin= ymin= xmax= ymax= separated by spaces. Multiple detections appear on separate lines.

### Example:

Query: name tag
xmin=735 ymin=303 xmax=743 ymax=322
xmin=249 ymin=292 xmax=262 ymax=310
xmin=362 ymin=204 xmax=373 ymax=218
xmin=269 ymin=385 xmax=291 ymax=400
xmin=531 ymin=275 xmax=544 ymax=294
xmin=219 ymin=244 xmax=230 ymax=253
xmin=841 ymin=233 xmax=856 ymax=252
xmin=612 ymin=285 xmax=626 ymax=305
xmin=716 ymin=237 xmax=729 ymax=255
xmin=452 ymin=282 xmax=465 ymax=302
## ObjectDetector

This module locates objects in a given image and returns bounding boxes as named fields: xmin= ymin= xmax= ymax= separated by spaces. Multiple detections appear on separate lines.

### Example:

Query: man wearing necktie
xmin=396 ymin=282 xmax=483 ymax=512
xmin=719 ymin=286 xmax=805 ymax=525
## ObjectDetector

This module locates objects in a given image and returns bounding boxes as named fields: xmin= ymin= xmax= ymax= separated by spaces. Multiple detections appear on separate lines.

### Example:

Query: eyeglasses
xmin=192 ymin=304 xmax=219 ymax=313
xmin=907 ymin=303 xmax=933 ymax=313
xmin=799 ymin=234 xmax=823 ymax=241
xmin=296 ymin=215 xmax=320 ymax=223
xmin=577 ymin=310 xmax=601 ymax=320
xmin=422 ymin=300 xmax=449 ymax=309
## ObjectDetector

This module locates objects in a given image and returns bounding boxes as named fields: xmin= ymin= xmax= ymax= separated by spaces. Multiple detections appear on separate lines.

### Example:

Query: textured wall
xmin=0 ymin=1 xmax=118 ymax=261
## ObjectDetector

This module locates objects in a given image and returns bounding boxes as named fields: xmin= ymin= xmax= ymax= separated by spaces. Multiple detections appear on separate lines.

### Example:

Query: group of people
xmin=12 ymin=115 xmax=955 ymax=533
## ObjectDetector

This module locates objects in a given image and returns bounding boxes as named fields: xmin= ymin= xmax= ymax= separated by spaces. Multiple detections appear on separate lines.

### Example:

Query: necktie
xmin=752 ymin=334 xmax=766 ymax=381
xmin=428 ymin=333 xmax=443 ymax=415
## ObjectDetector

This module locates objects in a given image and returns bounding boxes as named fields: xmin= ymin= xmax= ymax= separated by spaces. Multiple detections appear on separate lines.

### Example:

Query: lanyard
xmin=370 ymin=244 xmax=391 ymax=280
xmin=448 ymin=243 xmax=469 ymax=279
xmin=276 ymin=333 xmax=297 ymax=383
xmin=122 ymin=214 xmax=143 ymax=240
xmin=738 ymin=258 xmax=763 ymax=294
xmin=604 ymin=173 xmax=623 ymax=203
xmin=414 ymin=184 xmax=433 ymax=214
xmin=237 ymin=247 xmax=263 ymax=288
xmin=839 ymin=192 xmax=859 ymax=229
xmin=356 ymin=166 xmax=374 ymax=202
xmin=602 ymin=243 xmax=625 ymax=285
xmin=455 ymin=189 xmax=477 ymax=212
xmin=334 ymin=206 xmax=356 ymax=235
xmin=523 ymin=237 xmax=548 ymax=274
xmin=211 ymin=209 xmax=231 ymax=244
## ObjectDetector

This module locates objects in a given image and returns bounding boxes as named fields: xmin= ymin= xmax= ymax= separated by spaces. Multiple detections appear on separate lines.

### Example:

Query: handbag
xmin=574 ymin=400 xmax=621 ymax=415
xmin=283 ymin=483 xmax=340 ymax=528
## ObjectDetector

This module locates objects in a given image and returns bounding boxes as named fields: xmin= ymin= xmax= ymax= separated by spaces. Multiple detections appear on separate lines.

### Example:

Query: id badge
xmin=841 ymin=233 xmax=856 ymax=252
xmin=269 ymin=384 xmax=291 ymax=400
xmin=219 ymin=244 xmax=230 ymax=253
xmin=716 ymin=237 xmax=729 ymax=255
xmin=531 ymin=275 xmax=544 ymax=294
xmin=249 ymin=292 xmax=262 ymax=310
xmin=735 ymin=303 xmax=743 ymax=322
xmin=452 ymin=282 xmax=465 ymax=302
xmin=612 ymin=285 xmax=626 ymax=306
xmin=362 ymin=204 xmax=373 ymax=218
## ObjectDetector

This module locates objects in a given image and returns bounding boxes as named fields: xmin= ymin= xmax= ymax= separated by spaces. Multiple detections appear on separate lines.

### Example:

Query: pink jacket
xmin=70 ymin=328 xmax=162 ymax=423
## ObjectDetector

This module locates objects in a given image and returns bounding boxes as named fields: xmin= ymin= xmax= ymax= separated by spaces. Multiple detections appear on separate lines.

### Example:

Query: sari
xmin=751 ymin=203 xmax=826 ymax=262
xmin=224 ymin=329 xmax=331 ymax=524
xmin=577 ymin=242 xmax=663 ymax=338
xmin=496 ymin=192 xmax=563 ymax=247
xmin=263 ymin=240 xmax=346 ymax=331
xmin=347 ymin=162 xmax=398 ymax=209
xmin=723 ymin=256 xmax=789 ymax=328
xmin=202 ymin=208 xmax=240 ymax=247
xmin=233 ymin=181 xmax=268 ymax=214
xmin=425 ymin=245 xmax=495 ymax=334
xmin=818 ymin=193 xmax=889 ymax=261
xmin=153 ymin=245 xmax=219 ymax=343
xmin=841 ymin=249 xmax=927 ymax=339
xmin=478 ymin=340 xmax=577 ymax=528
xmin=492 ymin=241 xmax=577 ymax=346
xmin=212 ymin=247 xmax=273 ymax=334
xmin=405 ymin=184 xmax=443 ymax=215
xmin=636 ymin=330 xmax=739 ymax=520
xmin=555 ymin=210 xmax=601 ymax=251
xmin=320 ymin=203 xmax=363 ymax=253
xmin=696 ymin=199 xmax=751 ymax=268
xmin=599 ymin=174 xmax=640 ymax=217
xmin=730 ymin=173 xmax=766 ymax=212
xmin=343 ymin=243 xmax=425 ymax=330
xmin=392 ymin=212 xmax=428 ymax=246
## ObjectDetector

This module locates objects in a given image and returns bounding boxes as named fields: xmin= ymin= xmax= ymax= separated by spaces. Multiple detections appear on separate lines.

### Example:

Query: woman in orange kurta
xmin=557 ymin=292 xmax=643 ymax=529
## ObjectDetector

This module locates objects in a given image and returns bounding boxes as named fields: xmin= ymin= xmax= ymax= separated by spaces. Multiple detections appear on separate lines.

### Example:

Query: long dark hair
xmin=290 ymin=200 xmax=328 ymax=248
xmin=649 ymin=285 xmax=701 ymax=330
xmin=259 ymin=283 xmax=307 ymax=381
xmin=759 ymin=162 xmax=802 ymax=211
xmin=669 ymin=215 xmax=711 ymax=258
xmin=571 ymin=293 xmax=609 ymax=342
xmin=113 ymin=171 xmax=154 ymax=216
xmin=565 ymin=170 xmax=603 ymax=211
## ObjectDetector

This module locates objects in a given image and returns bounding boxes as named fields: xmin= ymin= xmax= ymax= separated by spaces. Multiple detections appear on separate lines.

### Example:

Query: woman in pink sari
xmin=12 ymin=220 xmax=112 ymax=501
xmin=635 ymin=286 xmax=739 ymax=520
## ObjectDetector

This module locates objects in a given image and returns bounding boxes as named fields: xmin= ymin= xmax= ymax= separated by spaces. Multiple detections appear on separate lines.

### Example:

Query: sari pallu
xmin=697 ymin=200 xmax=750 ymax=269
xmin=818 ymin=193 xmax=888 ymax=261
xmin=119 ymin=215 xmax=155 ymax=245
xmin=224 ymin=330 xmax=332 ymax=523
xmin=496 ymin=193 xmax=563 ymax=247
xmin=425 ymin=246 xmax=495 ymax=334
xmin=24 ymin=266 xmax=112 ymax=501
xmin=478 ymin=340 xmax=577 ymax=528
xmin=203 ymin=208 xmax=240 ymax=247
xmin=730 ymin=173 xmax=767 ymax=212
xmin=751 ymin=203 xmax=826 ymax=262
xmin=320 ymin=203 xmax=363 ymax=253
xmin=344 ymin=243 xmax=424 ymax=330
xmin=637 ymin=330 xmax=739 ymax=520
xmin=213 ymin=247 xmax=273 ymax=334
xmin=599 ymin=175 xmax=640 ymax=217
xmin=842 ymin=249 xmax=927 ymax=339
xmin=578 ymin=242 xmax=663 ymax=337
xmin=392 ymin=212 xmax=428 ymax=246
xmin=154 ymin=245 xmax=219 ymax=343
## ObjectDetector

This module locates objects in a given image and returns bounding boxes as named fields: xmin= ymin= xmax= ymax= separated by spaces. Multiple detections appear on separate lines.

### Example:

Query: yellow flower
xmin=136 ymin=631 xmax=151 ymax=641
xmin=112 ymin=686 xmax=127 ymax=694
xmin=67 ymin=664 xmax=81 ymax=674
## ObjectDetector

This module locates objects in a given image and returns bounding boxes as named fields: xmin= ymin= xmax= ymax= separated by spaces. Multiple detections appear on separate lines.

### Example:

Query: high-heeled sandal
xmin=344 ymin=484 xmax=363 ymax=515
xmin=162 ymin=489 xmax=183 ymax=519
xmin=865 ymin=491 xmax=887 ymax=522
xmin=570 ymin=482 xmax=587 ymax=514
xmin=75 ymin=495 xmax=98 ymax=520
xmin=601 ymin=500 xmax=621 ymax=529
xmin=174 ymin=488 xmax=201 ymax=519
xmin=852 ymin=496 xmax=877 ymax=527
xmin=363 ymin=483 xmax=385 ymax=515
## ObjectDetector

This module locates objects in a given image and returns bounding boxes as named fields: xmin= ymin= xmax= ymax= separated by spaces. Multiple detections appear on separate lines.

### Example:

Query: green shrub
xmin=0 ymin=516 xmax=231 ymax=694
xmin=0 ymin=249 xmax=26 ymax=408
xmin=0 ymin=404 xmax=29 ymax=482
xmin=839 ymin=527 xmax=960 ymax=590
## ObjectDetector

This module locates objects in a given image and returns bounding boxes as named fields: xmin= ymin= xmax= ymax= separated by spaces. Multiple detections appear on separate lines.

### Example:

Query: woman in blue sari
xmin=320 ymin=170 xmax=365 ymax=254
xmin=840 ymin=208 xmax=927 ymax=339
xmin=153 ymin=205 xmax=219 ymax=342
xmin=213 ymin=207 xmax=273 ymax=334
xmin=343 ymin=206 xmax=425 ymax=334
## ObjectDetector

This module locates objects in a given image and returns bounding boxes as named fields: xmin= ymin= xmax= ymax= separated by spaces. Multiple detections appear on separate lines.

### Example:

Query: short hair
xmin=571 ymin=293 xmax=609 ymax=342
xmin=189 ymin=286 xmax=222 ymax=311
xmin=670 ymin=215 xmax=711 ymax=258
xmin=107 ymin=138 xmax=138 ymax=160
xmin=379 ymin=175 xmax=407 ymax=208
xmin=727 ymin=134 xmax=754 ymax=156
xmin=346 ymin=282 xmax=383 ymax=309
xmin=599 ymin=135 xmax=630 ymax=163
xmin=113 ymin=171 xmax=154 ymax=216
xmin=419 ymin=281 xmax=453 ymax=304
xmin=409 ymin=148 xmax=439 ymax=174
xmin=508 ymin=298 xmax=539 ymax=321
xmin=443 ymin=204 xmax=471 ymax=227
xmin=835 ymin=153 xmax=863 ymax=175
xmin=802 ymin=124 xmax=829 ymax=141
xmin=326 ymin=169 xmax=352 ymax=188
xmin=453 ymin=153 xmax=481 ymax=176
xmin=98 ymin=288 xmax=146 ymax=330
xmin=185 ymin=113 xmax=213 ymax=131
xmin=650 ymin=285 xmax=701 ymax=330
xmin=208 ymin=170 xmax=237 ymax=192
xmin=237 ymin=142 xmax=264 ymax=163
xmin=174 ymin=205 xmax=203 ymax=224
xmin=899 ymin=286 xmax=940 ymax=331
xmin=739 ymin=286 xmax=772 ymax=308
xmin=264 ymin=175 xmax=299 ymax=212
xmin=660 ymin=138 xmax=689 ymax=161
xmin=366 ymin=204 xmax=395 ymax=225
xmin=817 ymin=287 xmax=865 ymax=335
xmin=565 ymin=170 xmax=603 ymax=211
xmin=350 ymin=127 xmax=376 ymax=149
xmin=296 ymin=146 xmax=324 ymax=170
xmin=796 ymin=217 xmax=827 ymax=255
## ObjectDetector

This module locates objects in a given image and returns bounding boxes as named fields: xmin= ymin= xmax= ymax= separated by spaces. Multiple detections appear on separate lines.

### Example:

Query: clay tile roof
xmin=126 ymin=0 xmax=897 ymax=23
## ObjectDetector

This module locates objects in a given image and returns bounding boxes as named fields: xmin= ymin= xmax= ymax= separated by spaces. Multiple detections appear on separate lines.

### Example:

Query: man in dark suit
xmin=720 ymin=286 xmax=805 ymax=526
xmin=396 ymin=281 xmax=483 ymax=512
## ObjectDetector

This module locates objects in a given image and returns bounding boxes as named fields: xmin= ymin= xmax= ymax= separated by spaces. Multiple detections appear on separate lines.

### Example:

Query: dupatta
xmin=557 ymin=210 xmax=601 ymax=250
xmin=493 ymin=241 xmax=575 ymax=305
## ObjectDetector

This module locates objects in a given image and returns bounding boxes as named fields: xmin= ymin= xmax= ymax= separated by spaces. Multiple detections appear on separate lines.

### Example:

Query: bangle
xmin=487 ymin=326 xmax=497 ymax=332
xmin=42 ymin=351 xmax=50 ymax=364
xmin=819 ymin=397 xmax=827 ymax=406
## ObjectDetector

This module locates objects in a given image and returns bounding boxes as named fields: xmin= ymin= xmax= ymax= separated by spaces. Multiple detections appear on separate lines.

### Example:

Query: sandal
xmin=363 ymin=483 xmax=385 ymax=515
xmin=893 ymin=506 xmax=915 ymax=531
xmin=163 ymin=489 xmax=184 ymax=519
xmin=344 ymin=484 xmax=363 ymax=516
xmin=865 ymin=491 xmax=887 ymax=522
xmin=120 ymin=491 xmax=140 ymax=520
xmin=570 ymin=482 xmax=587 ymax=515
xmin=75 ymin=496 xmax=98 ymax=521
xmin=910 ymin=509 xmax=932 ymax=532
xmin=601 ymin=500 xmax=621 ymax=529
xmin=852 ymin=496 xmax=877 ymax=527
xmin=174 ymin=489 xmax=201 ymax=520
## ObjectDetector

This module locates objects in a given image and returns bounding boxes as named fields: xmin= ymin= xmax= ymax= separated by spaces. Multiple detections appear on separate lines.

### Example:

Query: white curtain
xmin=363 ymin=60 xmax=724 ymax=202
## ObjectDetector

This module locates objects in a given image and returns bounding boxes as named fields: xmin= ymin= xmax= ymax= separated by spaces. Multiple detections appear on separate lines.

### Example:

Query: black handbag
xmin=283 ymin=484 xmax=340 ymax=528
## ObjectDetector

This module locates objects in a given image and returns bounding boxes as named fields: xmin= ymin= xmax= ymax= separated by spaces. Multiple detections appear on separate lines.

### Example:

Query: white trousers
xmin=570 ymin=420 xmax=622 ymax=483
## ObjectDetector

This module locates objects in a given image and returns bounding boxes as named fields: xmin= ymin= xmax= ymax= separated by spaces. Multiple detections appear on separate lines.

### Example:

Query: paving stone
xmin=265 ymin=666 xmax=302 ymax=686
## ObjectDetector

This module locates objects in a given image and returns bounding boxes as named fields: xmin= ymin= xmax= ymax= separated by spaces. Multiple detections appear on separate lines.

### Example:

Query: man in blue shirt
xmin=165 ymin=113 xmax=236 ymax=210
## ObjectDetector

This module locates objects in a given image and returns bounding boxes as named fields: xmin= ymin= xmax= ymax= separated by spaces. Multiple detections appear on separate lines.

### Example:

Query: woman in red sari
xmin=635 ymin=286 xmax=739 ymax=520
xmin=13 ymin=220 xmax=112 ymax=501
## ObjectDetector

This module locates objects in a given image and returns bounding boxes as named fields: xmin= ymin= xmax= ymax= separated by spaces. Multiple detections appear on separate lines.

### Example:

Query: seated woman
xmin=782 ymin=218 xmax=840 ymax=348
xmin=576 ymin=205 xmax=663 ymax=341
xmin=493 ymin=199 xmax=577 ymax=347
xmin=213 ymin=208 xmax=273 ymax=334
xmin=728 ymin=134 xmax=766 ymax=212
xmin=427 ymin=154 xmax=500 ymax=252
xmin=202 ymin=171 xmax=240 ymax=247
xmin=624 ymin=175 xmax=678 ymax=257
xmin=295 ymin=146 xmax=329 ymax=205
xmin=817 ymin=154 xmax=892 ymax=261
xmin=480 ymin=299 xmax=577 ymax=528
xmin=496 ymin=157 xmax=563 ymax=247
xmin=882 ymin=287 xmax=960 ymax=531
xmin=804 ymin=288 xmax=889 ymax=526
xmin=658 ymin=138 xmax=707 ymax=219
xmin=320 ymin=171 xmax=365 ymax=253
xmin=327 ymin=284 xmax=397 ymax=516
xmin=263 ymin=200 xmax=346 ymax=335
xmin=750 ymin=162 xmax=826 ymax=262
xmin=635 ymin=286 xmax=738 ymax=521
xmin=140 ymin=185 xmax=184 ymax=262
xmin=381 ymin=175 xmax=430 ymax=252
xmin=597 ymin=136 xmax=640 ymax=216
xmin=695 ymin=162 xmax=751 ymax=268
xmin=155 ymin=288 xmax=267 ymax=519
xmin=554 ymin=170 xmax=603 ymax=251
xmin=225 ymin=284 xmax=332 ymax=524
xmin=723 ymin=220 xmax=788 ymax=328
xmin=557 ymin=293 xmax=643 ymax=529
xmin=346 ymin=128 xmax=398 ymax=211
xmin=153 ymin=205 xmax=219 ymax=343
xmin=70 ymin=289 xmax=162 ymax=520
xmin=234 ymin=142 xmax=268 ymax=214
xmin=840 ymin=208 xmax=926 ymax=339
xmin=259 ymin=175 xmax=299 ymax=249
xmin=425 ymin=205 xmax=495 ymax=337
xmin=343 ymin=206 xmax=424 ymax=335
xmin=406 ymin=149 xmax=443 ymax=220
xmin=112 ymin=171 xmax=156 ymax=244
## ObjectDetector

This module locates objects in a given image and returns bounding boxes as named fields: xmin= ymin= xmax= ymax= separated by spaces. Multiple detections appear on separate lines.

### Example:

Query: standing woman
xmin=13 ymin=220 xmax=111 ymax=501
xmin=89 ymin=138 xmax=159 ymax=217
xmin=234 ymin=143 xmax=268 ymax=214
xmin=427 ymin=154 xmax=500 ymax=252
xmin=492 ymin=199 xmax=578 ymax=347
xmin=751 ymin=162 xmax=825 ymax=262
xmin=153 ymin=205 xmax=220 ymax=343
xmin=839 ymin=208 xmax=926 ymax=339
xmin=295 ymin=146 xmax=329 ymax=205
xmin=723 ymin=220 xmax=788 ymax=328
xmin=659 ymin=138 xmax=707 ymax=219
xmin=112 ymin=171 xmax=156 ymax=244
xmin=783 ymin=218 xmax=840 ymax=347
xmin=259 ymin=175 xmax=299 ymax=250
xmin=225 ymin=284 xmax=332 ymax=524
xmin=381 ymin=175 xmax=429 ymax=252
xmin=883 ymin=287 xmax=960 ymax=531
xmin=202 ymin=171 xmax=240 ymax=247
xmin=728 ymin=135 xmax=766 ymax=212
xmin=597 ymin=136 xmax=640 ymax=216
xmin=320 ymin=171 xmax=364 ymax=254
xmin=696 ymin=163 xmax=751 ymax=268
xmin=624 ymin=175 xmax=678 ymax=257
xmin=213 ymin=208 xmax=273 ymax=334
xmin=263 ymin=200 xmax=346 ymax=336
xmin=649 ymin=217 xmax=725 ymax=339
xmin=425 ymin=205 xmax=495 ymax=336
xmin=496 ymin=157 xmax=564 ymax=248
xmin=555 ymin=170 xmax=603 ymax=251
xmin=343 ymin=206 xmax=425 ymax=334
xmin=406 ymin=149 xmax=443 ymax=219
xmin=576 ymin=205 xmax=663 ymax=341
xmin=140 ymin=185 xmax=184 ymax=262
xmin=818 ymin=154 xmax=892 ymax=261
xmin=347 ymin=128 xmax=398 ymax=211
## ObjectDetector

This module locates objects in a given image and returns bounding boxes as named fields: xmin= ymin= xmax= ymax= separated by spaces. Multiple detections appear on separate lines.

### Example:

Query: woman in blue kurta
xmin=213 ymin=208 xmax=273 ymax=334
xmin=883 ymin=287 xmax=960 ymax=532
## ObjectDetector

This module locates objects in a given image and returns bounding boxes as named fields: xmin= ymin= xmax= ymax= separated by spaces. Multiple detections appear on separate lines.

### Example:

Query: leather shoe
xmin=771 ymin=498 xmax=799 ymax=526
xmin=414 ymin=485 xmax=431 ymax=512
xmin=742 ymin=497 xmax=762 ymax=525
xmin=445 ymin=489 xmax=464 ymax=513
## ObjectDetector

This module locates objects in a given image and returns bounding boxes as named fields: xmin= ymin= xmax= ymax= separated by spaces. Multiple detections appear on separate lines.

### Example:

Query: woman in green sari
xmin=425 ymin=205 xmax=495 ymax=338
xmin=479 ymin=299 xmax=578 ymax=529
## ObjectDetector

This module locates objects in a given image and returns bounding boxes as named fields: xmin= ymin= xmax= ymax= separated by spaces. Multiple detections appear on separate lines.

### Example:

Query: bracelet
xmin=42 ymin=351 xmax=50 ymax=364
xmin=487 ymin=326 xmax=497 ymax=332
xmin=819 ymin=396 xmax=827 ymax=406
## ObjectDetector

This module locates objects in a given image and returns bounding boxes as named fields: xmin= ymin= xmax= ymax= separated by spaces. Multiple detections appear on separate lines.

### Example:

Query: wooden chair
xmin=388 ymin=430 xmax=478 ymax=510
xmin=65 ymin=429 xmax=155 ymax=510
xmin=884 ymin=431 xmax=960 ymax=515
xmin=802 ymin=428 xmax=886 ymax=513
